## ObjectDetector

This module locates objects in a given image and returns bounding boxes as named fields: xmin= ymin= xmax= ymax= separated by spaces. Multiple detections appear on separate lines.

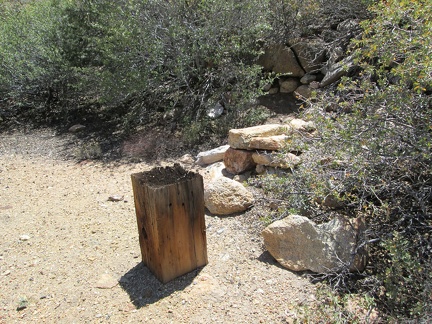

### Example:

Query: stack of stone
xmin=194 ymin=119 xmax=368 ymax=275
xmin=224 ymin=118 xmax=315 ymax=175
xmin=195 ymin=118 xmax=316 ymax=215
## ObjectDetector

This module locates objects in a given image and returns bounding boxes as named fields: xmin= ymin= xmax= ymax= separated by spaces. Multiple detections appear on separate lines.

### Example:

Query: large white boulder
xmin=262 ymin=214 xmax=367 ymax=273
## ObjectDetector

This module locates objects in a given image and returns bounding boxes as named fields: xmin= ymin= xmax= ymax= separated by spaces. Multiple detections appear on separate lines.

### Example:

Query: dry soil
xmin=0 ymin=129 xmax=315 ymax=324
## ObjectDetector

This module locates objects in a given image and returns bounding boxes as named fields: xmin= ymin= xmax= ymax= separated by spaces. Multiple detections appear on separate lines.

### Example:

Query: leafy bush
xmin=264 ymin=0 xmax=371 ymax=41
xmin=255 ymin=0 xmax=431 ymax=320
xmin=0 ymin=0 xmax=65 ymax=117
xmin=0 ymin=0 xmax=374 ymax=137
xmin=116 ymin=0 xmax=271 ymax=137
xmin=1 ymin=0 xmax=272 ymax=138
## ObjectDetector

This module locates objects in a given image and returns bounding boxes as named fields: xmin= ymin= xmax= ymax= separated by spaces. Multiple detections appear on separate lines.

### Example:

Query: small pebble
xmin=95 ymin=274 xmax=118 ymax=289
xmin=16 ymin=298 xmax=28 ymax=311
xmin=108 ymin=195 xmax=124 ymax=202
xmin=220 ymin=253 xmax=230 ymax=261
xmin=19 ymin=235 xmax=30 ymax=241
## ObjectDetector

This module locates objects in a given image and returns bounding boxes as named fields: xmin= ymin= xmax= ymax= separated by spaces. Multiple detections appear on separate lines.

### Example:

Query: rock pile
xmin=257 ymin=20 xmax=359 ymax=99
xmin=192 ymin=116 xmax=368 ymax=274
xmin=195 ymin=118 xmax=315 ymax=215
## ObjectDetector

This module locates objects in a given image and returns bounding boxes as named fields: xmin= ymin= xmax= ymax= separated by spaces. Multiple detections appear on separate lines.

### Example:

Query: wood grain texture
xmin=131 ymin=166 xmax=207 ymax=283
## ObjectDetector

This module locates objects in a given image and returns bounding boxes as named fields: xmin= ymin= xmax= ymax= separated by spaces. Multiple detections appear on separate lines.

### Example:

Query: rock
xmin=16 ymin=297 xmax=28 ymax=311
xmin=108 ymin=195 xmax=124 ymax=202
xmin=233 ymin=171 xmax=251 ymax=183
xmin=268 ymin=87 xmax=279 ymax=94
xmin=337 ymin=19 xmax=360 ymax=33
xmin=287 ymin=118 xmax=316 ymax=133
xmin=294 ymin=85 xmax=312 ymax=99
xmin=19 ymin=234 xmax=30 ymax=241
xmin=309 ymin=81 xmax=320 ymax=89
xmin=248 ymin=135 xmax=289 ymax=151
xmin=184 ymin=274 xmax=226 ymax=300
xmin=228 ymin=124 xmax=289 ymax=150
xmin=199 ymin=162 xmax=227 ymax=186
xmin=252 ymin=152 xmax=301 ymax=169
xmin=262 ymin=83 xmax=273 ymax=92
xmin=257 ymin=44 xmax=305 ymax=77
xmin=207 ymin=102 xmax=224 ymax=119
xmin=68 ymin=124 xmax=86 ymax=133
xmin=262 ymin=214 xmax=367 ymax=273
xmin=224 ymin=148 xmax=256 ymax=175
xmin=279 ymin=78 xmax=300 ymax=93
xmin=96 ymin=273 xmax=118 ymax=289
xmin=320 ymin=55 xmax=355 ymax=87
xmin=220 ymin=253 xmax=230 ymax=261
xmin=178 ymin=154 xmax=195 ymax=166
xmin=196 ymin=145 xmax=230 ymax=166
xmin=319 ymin=216 xmax=367 ymax=271
xmin=300 ymin=74 xmax=317 ymax=84
xmin=255 ymin=164 xmax=266 ymax=174
xmin=291 ymin=39 xmax=327 ymax=73
xmin=321 ymin=46 xmax=345 ymax=75
xmin=322 ymin=194 xmax=343 ymax=209
xmin=204 ymin=177 xmax=254 ymax=215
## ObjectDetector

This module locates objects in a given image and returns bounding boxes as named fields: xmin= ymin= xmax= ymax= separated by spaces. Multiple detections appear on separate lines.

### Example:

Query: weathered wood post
xmin=131 ymin=164 xmax=208 ymax=283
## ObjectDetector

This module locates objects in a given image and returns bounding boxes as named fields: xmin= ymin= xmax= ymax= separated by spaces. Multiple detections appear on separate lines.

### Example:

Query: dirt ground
xmin=0 ymin=128 xmax=315 ymax=324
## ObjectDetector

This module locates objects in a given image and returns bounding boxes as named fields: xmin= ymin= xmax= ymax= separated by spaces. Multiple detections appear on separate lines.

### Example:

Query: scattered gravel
xmin=0 ymin=129 xmax=315 ymax=323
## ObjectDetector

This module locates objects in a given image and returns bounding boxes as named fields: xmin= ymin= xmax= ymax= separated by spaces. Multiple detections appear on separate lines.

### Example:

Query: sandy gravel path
xmin=0 ymin=129 xmax=314 ymax=323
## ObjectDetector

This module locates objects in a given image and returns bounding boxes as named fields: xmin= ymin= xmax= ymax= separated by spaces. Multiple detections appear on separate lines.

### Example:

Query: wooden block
xmin=131 ymin=164 xmax=208 ymax=283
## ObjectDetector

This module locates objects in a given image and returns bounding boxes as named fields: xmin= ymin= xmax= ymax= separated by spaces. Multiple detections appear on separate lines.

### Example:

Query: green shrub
xmin=0 ymin=0 xmax=371 ymax=134
xmin=53 ymin=0 xmax=273 ymax=133
xmin=1 ymin=0 xmax=272 ymax=136
xmin=0 ymin=0 xmax=65 ymax=114
xmin=264 ymin=0 xmax=371 ymax=42
xmin=253 ymin=0 xmax=431 ymax=320
xmin=381 ymin=233 xmax=431 ymax=320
